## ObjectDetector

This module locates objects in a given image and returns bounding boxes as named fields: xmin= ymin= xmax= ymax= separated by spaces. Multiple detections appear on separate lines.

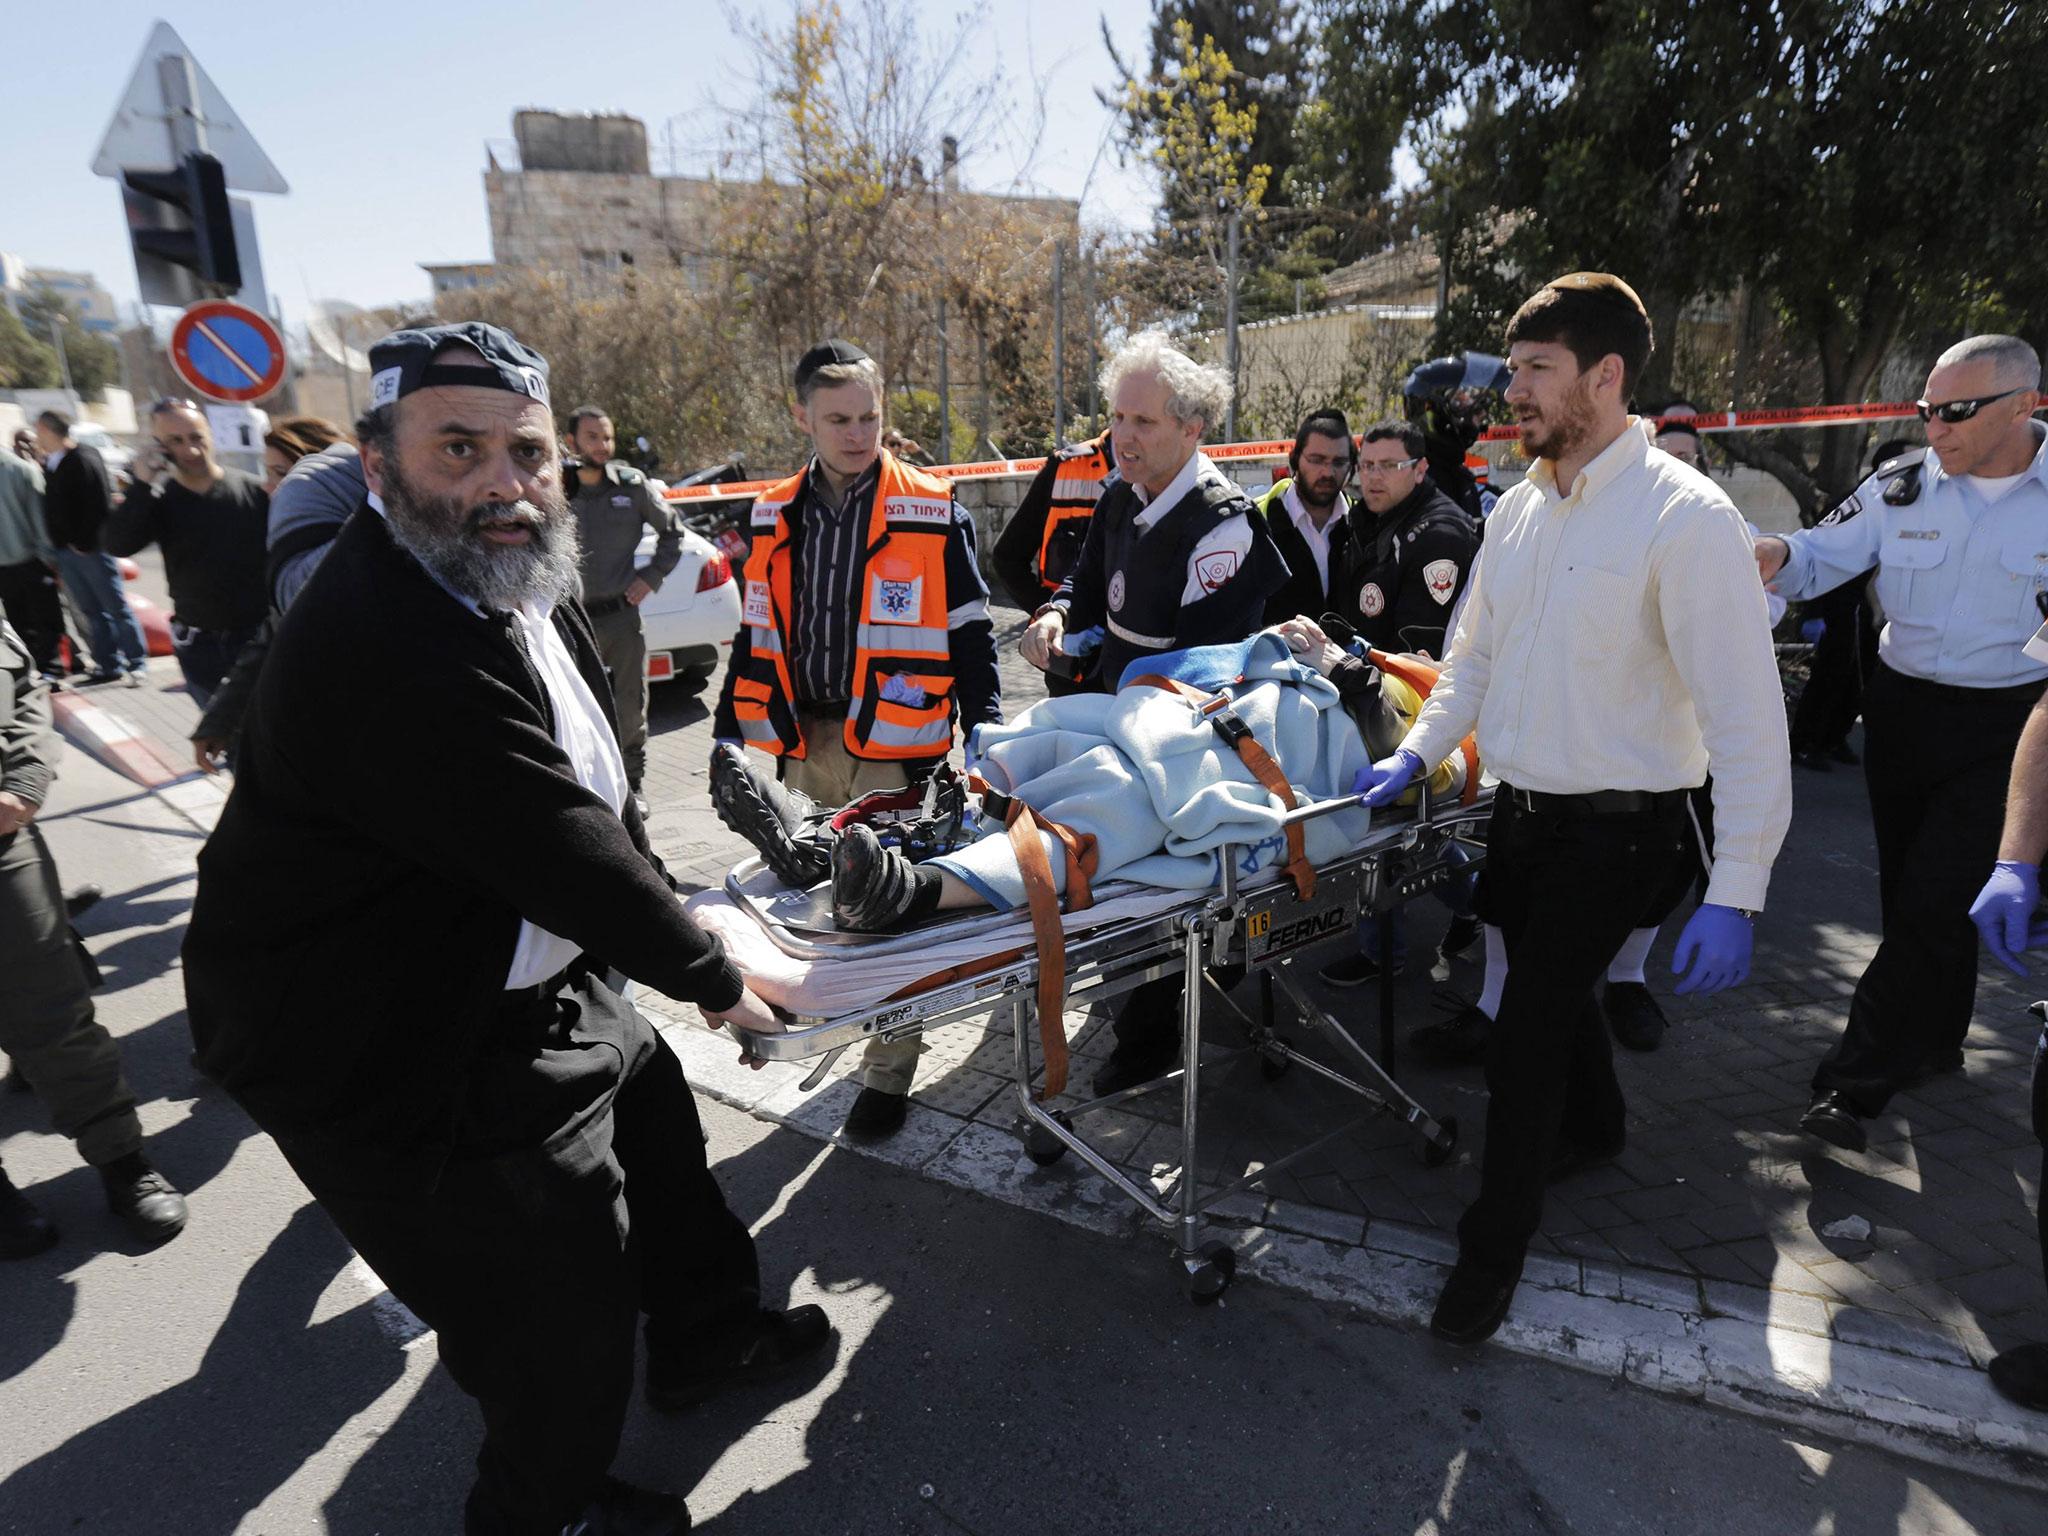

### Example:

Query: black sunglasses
xmin=1916 ymin=386 xmax=2029 ymax=424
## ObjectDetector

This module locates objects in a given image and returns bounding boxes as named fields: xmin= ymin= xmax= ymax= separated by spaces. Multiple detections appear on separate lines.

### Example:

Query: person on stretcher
xmin=708 ymin=621 xmax=1478 ymax=935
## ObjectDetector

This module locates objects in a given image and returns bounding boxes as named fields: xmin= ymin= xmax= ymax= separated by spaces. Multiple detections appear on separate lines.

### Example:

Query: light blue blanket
xmin=933 ymin=631 xmax=1372 ymax=909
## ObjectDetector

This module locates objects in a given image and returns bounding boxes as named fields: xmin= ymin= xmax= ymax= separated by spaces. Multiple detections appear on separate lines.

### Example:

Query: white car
xmin=637 ymin=519 xmax=739 ymax=690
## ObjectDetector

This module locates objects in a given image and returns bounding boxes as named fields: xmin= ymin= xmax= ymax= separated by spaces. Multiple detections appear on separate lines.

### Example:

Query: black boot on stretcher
xmin=709 ymin=742 xmax=832 ymax=889
xmin=831 ymin=824 xmax=942 ymax=933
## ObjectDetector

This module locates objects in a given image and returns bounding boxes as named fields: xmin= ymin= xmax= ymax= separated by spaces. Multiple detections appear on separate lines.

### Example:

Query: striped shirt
xmin=790 ymin=459 xmax=880 ymax=705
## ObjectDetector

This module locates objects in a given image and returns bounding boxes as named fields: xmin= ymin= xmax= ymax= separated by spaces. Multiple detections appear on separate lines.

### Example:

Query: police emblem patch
xmin=1359 ymin=582 xmax=1385 ymax=617
xmin=1423 ymin=558 xmax=1459 ymax=606
xmin=1108 ymin=571 xmax=1127 ymax=612
xmin=1194 ymin=551 xmax=1239 ymax=593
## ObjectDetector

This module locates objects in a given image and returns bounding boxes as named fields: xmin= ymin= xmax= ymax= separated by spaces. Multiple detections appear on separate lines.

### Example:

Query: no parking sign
xmin=168 ymin=299 xmax=286 ymax=403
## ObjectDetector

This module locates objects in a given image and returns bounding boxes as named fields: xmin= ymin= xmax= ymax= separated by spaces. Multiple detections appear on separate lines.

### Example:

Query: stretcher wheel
xmin=1023 ymin=1113 xmax=1071 ymax=1166
xmin=1419 ymin=1115 xmax=1459 ymax=1169
xmin=1187 ymin=1241 xmax=1236 ymax=1305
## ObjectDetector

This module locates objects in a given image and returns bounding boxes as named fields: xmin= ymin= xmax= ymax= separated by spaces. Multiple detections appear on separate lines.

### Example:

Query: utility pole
xmin=49 ymin=313 xmax=74 ymax=393
xmin=1225 ymin=208 xmax=1241 ymax=443
xmin=1051 ymin=240 xmax=1066 ymax=445
xmin=1082 ymin=242 xmax=1098 ymax=432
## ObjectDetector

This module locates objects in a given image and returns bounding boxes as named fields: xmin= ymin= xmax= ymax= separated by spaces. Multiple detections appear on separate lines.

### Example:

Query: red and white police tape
xmin=661 ymin=399 xmax=1937 ymax=505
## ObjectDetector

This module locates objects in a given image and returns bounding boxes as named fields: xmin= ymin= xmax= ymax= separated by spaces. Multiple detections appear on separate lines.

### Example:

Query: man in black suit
xmin=184 ymin=322 xmax=825 ymax=1536
xmin=1259 ymin=409 xmax=1357 ymax=625
xmin=31 ymin=411 xmax=148 ymax=684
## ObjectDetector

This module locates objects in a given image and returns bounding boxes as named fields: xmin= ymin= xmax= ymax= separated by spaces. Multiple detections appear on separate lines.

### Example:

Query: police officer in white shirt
xmin=1021 ymin=329 xmax=1288 ymax=1095
xmin=1357 ymin=273 xmax=1793 ymax=1344
xmin=1756 ymin=334 xmax=2048 ymax=1154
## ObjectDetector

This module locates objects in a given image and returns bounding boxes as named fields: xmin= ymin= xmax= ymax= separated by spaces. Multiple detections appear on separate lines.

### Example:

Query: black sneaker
xmin=831 ymin=824 xmax=921 ymax=932
xmin=1319 ymin=951 xmax=1404 ymax=988
xmin=1409 ymin=1001 xmax=1492 ymax=1067
xmin=645 ymin=1304 xmax=833 ymax=1411
xmin=841 ymin=1085 xmax=909 ymax=1140
xmin=1989 ymin=1341 xmax=2048 ymax=1413
xmin=1437 ymin=915 xmax=1482 ymax=963
xmin=98 ymin=1153 xmax=188 ymax=1244
xmin=1602 ymin=981 xmax=1668 ymax=1052
xmin=558 ymin=1476 xmax=690 ymax=1535
xmin=1798 ymin=1091 xmax=1867 ymax=1154
xmin=1429 ymin=1261 xmax=1516 ymax=1345
xmin=708 ymin=742 xmax=830 ymax=888
xmin=0 ymin=1169 xmax=58 ymax=1260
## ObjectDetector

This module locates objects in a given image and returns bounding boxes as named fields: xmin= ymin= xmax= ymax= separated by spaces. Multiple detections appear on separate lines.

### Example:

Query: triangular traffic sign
xmin=91 ymin=21 xmax=288 ymax=194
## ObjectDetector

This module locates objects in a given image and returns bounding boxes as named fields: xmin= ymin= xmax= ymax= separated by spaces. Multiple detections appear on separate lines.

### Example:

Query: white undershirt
xmin=1282 ymin=482 xmax=1347 ymax=596
xmin=1968 ymin=470 xmax=2026 ymax=502
xmin=502 ymin=599 xmax=630 ymax=988
xmin=367 ymin=493 xmax=629 ymax=987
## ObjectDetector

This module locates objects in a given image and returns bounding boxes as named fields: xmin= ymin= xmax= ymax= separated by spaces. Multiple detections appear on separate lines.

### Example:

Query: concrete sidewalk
xmin=60 ymin=607 xmax=2048 ymax=1485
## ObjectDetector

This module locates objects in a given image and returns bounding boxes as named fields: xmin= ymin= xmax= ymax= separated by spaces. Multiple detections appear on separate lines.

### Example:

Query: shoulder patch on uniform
xmin=1194 ymin=551 xmax=1239 ymax=593
xmin=1422 ymin=558 xmax=1459 ymax=605
xmin=1817 ymin=491 xmax=1864 ymax=527
xmin=1876 ymin=447 xmax=1928 ymax=478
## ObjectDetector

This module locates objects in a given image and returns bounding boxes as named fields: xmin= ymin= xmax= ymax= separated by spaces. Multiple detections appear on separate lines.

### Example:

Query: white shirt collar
xmin=44 ymin=447 xmax=66 ymax=471
xmin=1282 ymin=481 xmax=1347 ymax=536
xmin=1526 ymin=417 xmax=1648 ymax=505
xmin=1132 ymin=449 xmax=1210 ymax=529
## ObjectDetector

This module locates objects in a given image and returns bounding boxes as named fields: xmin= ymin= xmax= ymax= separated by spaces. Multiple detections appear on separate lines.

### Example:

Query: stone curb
xmin=648 ymin=1010 xmax=2048 ymax=1493
xmin=51 ymin=689 xmax=190 ymax=789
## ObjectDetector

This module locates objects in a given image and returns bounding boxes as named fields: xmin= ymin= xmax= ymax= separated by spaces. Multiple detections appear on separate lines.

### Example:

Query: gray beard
xmin=381 ymin=463 xmax=581 ymax=612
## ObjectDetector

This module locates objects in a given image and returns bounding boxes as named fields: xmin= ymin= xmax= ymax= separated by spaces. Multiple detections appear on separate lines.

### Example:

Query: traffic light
xmin=122 ymin=151 xmax=240 ymax=302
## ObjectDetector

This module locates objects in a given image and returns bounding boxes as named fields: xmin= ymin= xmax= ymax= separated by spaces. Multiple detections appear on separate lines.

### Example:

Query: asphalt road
xmin=1 ymin=721 xmax=2041 ymax=1535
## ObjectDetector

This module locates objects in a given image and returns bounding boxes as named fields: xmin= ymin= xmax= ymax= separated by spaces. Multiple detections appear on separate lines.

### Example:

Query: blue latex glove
xmin=1970 ymin=860 xmax=2041 ymax=976
xmin=1671 ymin=904 xmax=1754 ymax=995
xmin=1800 ymin=618 xmax=1826 ymax=644
xmin=1352 ymin=748 xmax=1423 ymax=808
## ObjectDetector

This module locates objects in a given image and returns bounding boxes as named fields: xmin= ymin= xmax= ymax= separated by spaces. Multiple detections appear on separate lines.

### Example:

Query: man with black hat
xmin=1358 ymin=274 xmax=1791 ymax=1345
xmin=1257 ymin=409 xmax=1359 ymax=625
xmin=185 ymin=321 xmax=823 ymax=1536
xmin=564 ymin=403 xmax=682 ymax=801
xmin=711 ymin=338 xmax=1001 ymax=1140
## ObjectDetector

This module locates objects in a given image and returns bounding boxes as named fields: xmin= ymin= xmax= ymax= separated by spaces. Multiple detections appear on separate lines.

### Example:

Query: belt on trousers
xmin=1499 ymin=782 xmax=1691 ymax=817
xmin=583 ymin=593 xmax=633 ymax=617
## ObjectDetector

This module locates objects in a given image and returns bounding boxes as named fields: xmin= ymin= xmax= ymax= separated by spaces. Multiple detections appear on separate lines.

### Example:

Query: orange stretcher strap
xmin=1004 ymin=801 xmax=1072 ymax=1100
xmin=1125 ymin=674 xmax=1316 ymax=901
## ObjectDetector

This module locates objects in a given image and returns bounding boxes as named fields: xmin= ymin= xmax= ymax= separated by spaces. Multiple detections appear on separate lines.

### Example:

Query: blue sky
xmin=0 ymin=1 xmax=1163 ymax=327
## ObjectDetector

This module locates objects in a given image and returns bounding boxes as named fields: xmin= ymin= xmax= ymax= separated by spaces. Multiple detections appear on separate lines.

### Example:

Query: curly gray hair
xmin=1099 ymin=329 xmax=1232 ymax=435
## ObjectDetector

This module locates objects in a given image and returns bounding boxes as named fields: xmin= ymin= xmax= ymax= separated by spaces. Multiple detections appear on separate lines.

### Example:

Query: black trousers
xmin=1457 ymin=792 xmax=1688 ymax=1279
xmin=1812 ymin=666 xmax=2044 ymax=1115
xmin=287 ymin=989 xmax=760 ymax=1536
xmin=1789 ymin=582 xmax=1880 ymax=755
xmin=0 ymin=559 xmax=65 ymax=675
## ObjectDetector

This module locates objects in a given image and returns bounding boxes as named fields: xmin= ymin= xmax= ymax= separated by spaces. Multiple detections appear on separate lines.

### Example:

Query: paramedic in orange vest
xmin=712 ymin=339 xmax=1002 ymax=1140
xmin=992 ymin=428 xmax=1115 ymax=695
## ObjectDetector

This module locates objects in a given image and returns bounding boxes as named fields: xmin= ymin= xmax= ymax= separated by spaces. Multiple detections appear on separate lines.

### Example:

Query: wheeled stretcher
xmin=712 ymin=777 xmax=1490 ymax=1303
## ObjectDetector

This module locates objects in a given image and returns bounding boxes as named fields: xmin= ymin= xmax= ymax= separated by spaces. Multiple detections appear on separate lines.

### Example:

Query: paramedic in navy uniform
xmin=1756 ymin=334 xmax=2048 ymax=1154
xmin=1359 ymin=274 xmax=1793 ymax=1345
xmin=1020 ymin=328 xmax=1288 ymax=1095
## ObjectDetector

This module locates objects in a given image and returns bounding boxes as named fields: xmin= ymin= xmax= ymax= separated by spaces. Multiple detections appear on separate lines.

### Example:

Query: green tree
xmin=1320 ymin=0 xmax=2048 ymax=507
xmin=17 ymin=288 xmax=122 ymax=399
xmin=0 ymin=305 xmax=59 ymax=389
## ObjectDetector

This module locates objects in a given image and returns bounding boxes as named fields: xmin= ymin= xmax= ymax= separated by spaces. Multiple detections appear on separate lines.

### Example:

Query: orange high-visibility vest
xmin=732 ymin=450 xmax=957 ymax=761
xmin=1037 ymin=435 xmax=1114 ymax=594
